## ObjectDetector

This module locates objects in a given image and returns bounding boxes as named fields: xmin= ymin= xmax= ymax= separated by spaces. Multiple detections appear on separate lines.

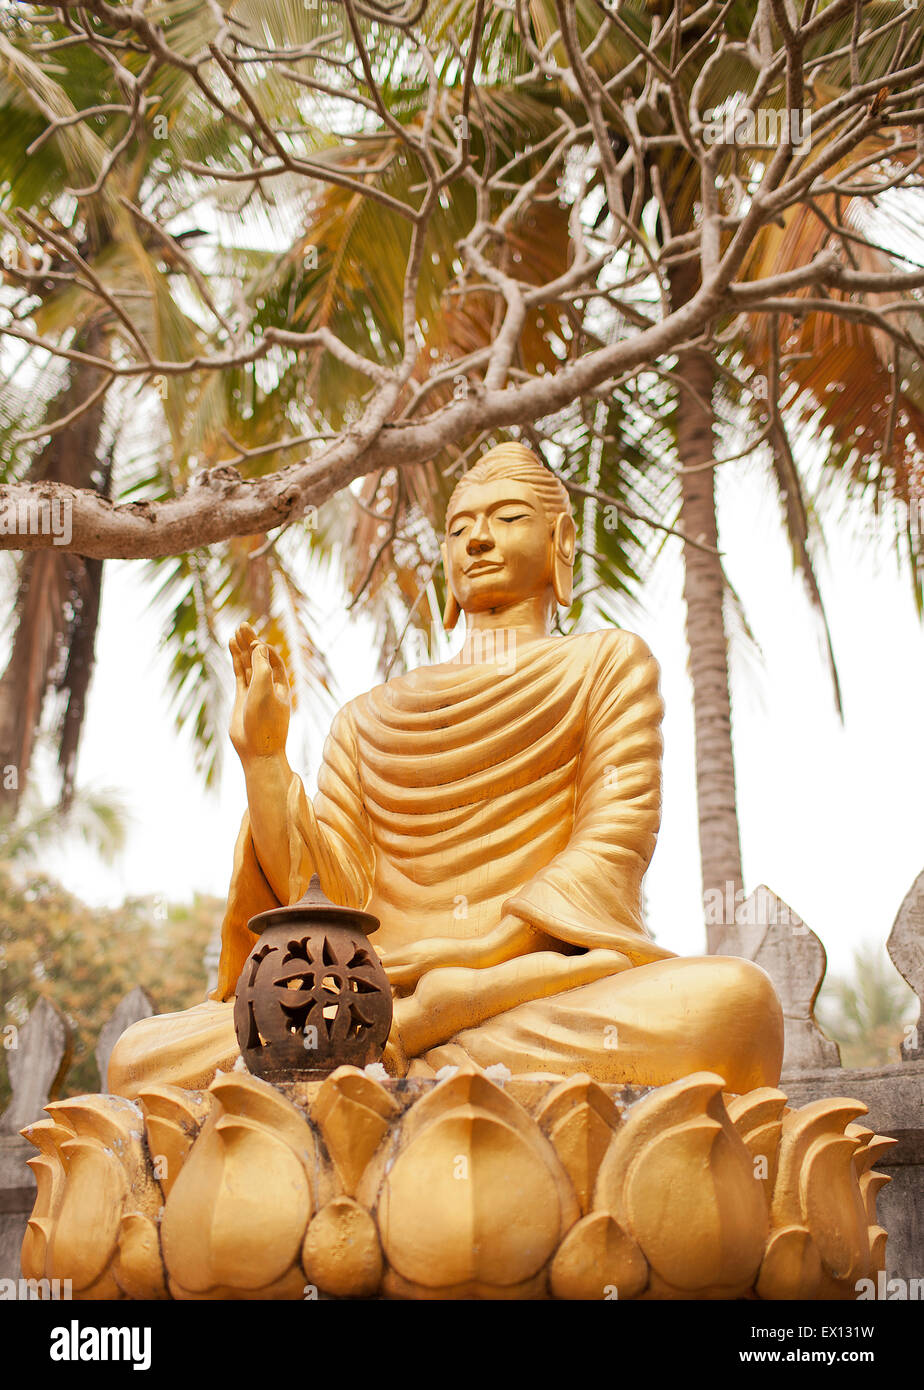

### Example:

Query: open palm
xmin=229 ymin=623 xmax=291 ymax=762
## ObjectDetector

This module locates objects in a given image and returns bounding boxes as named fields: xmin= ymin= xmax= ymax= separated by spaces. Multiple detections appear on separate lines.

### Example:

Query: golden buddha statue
xmin=108 ymin=441 xmax=783 ymax=1100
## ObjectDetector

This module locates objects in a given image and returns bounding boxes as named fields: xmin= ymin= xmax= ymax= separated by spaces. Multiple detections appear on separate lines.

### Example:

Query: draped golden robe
xmin=108 ymin=630 xmax=783 ymax=1098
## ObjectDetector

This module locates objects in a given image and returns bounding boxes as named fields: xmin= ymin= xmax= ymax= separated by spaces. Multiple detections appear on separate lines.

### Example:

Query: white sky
xmin=32 ymin=458 xmax=924 ymax=996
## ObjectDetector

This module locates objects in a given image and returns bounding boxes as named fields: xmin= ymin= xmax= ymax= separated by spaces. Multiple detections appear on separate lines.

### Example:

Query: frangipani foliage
xmin=0 ymin=1 xmax=922 ymax=930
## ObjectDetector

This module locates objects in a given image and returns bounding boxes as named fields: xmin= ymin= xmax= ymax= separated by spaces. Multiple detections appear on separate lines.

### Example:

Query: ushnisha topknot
xmin=445 ymin=442 xmax=572 ymax=529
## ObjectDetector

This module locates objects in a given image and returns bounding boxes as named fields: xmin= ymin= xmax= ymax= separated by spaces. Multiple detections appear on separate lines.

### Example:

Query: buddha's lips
xmin=465 ymin=561 xmax=504 ymax=574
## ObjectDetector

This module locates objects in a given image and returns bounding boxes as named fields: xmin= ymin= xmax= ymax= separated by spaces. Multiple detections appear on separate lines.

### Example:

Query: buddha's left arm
xmin=393 ymin=947 xmax=632 ymax=1058
xmin=501 ymin=630 xmax=674 ymax=966
xmin=382 ymin=913 xmax=558 ymax=990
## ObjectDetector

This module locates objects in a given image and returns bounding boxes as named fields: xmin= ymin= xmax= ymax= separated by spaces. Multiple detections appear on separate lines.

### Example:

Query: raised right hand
xmin=229 ymin=621 xmax=291 ymax=762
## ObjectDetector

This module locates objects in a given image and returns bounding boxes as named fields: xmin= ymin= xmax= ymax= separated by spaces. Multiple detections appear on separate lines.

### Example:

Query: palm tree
xmin=0 ymin=4 xmax=338 ymax=802
xmin=244 ymin=1 xmax=923 ymax=950
xmin=1 ymin=0 xmax=666 ymax=814
xmin=816 ymin=943 xmax=918 ymax=1068
xmin=0 ymin=781 xmax=127 ymax=868
xmin=0 ymin=15 xmax=199 ymax=810
xmin=3 ymin=1 xmax=922 ymax=960
xmin=567 ymin=3 xmax=924 ymax=943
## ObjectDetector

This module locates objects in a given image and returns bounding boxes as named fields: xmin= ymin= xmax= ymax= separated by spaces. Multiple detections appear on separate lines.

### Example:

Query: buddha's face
xmin=444 ymin=479 xmax=553 ymax=613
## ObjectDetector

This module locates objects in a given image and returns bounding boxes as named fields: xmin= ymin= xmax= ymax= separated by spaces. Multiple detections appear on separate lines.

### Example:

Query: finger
xmin=250 ymin=644 xmax=272 ymax=689
xmin=265 ymin=647 xmax=290 ymax=699
xmin=380 ymin=945 xmax=414 ymax=968
xmin=229 ymin=636 xmax=245 ymax=684
xmin=238 ymin=621 xmax=258 ymax=652
xmin=381 ymin=947 xmax=409 ymax=969
xmin=237 ymin=624 xmax=258 ymax=681
xmin=265 ymin=645 xmax=288 ymax=688
xmin=384 ymin=964 xmax=416 ymax=990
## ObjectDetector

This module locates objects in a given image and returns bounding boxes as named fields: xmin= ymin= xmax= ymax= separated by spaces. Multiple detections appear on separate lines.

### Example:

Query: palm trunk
xmin=670 ymin=264 xmax=744 ymax=952
xmin=0 ymin=322 xmax=109 ymax=816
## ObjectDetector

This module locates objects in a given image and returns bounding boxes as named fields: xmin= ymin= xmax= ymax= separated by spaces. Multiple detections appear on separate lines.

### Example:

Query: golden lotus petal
xmin=21 ymin=1216 xmax=52 ymax=1283
xmin=549 ymin=1211 xmax=648 ymax=1301
xmin=114 ymin=1213 xmax=168 ymax=1300
xmin=850 ymin=1128 xmax=898 ymax=1199
xmin=21 ymin=1116 xmax=76 ymax=1154
xmin=536 ymin=1075 xmax=621 ymax=1215
xmin=162 ymin=1109 xmax=312 ymax=1294
xmin=770 ymin=1098 xmax=867 ymax=1230
xmin=376 ymin=1065 xmax=575 ymax=1293
xmin=845 ymin=1121 xmax=874 ymax=1151
xmin=726 ymin=1088 xmax=787 ymax=1200
xmin=48 ymin=1093 xmax=161 ymax=1225
xmin=595 ymin=1071 xmax=731 ymax=1226
xmin=209 ymin=1072 xmax=316 ymax=1167
xmin=138 ymin=1084 xmax=213 ymax=1198
xmin=624 ymin=1115 xmax=767 ymax=1291
xmin=380 ymin=1107 xmax=563 ymax=1290
xmin=46 ymin=1094 xmax=145 ymax=1152
xmin=302 ymin=1197 xmax=383 ymax=1298
xmin=756 ymin=1225 xmax=823 ymax=1300
xmin=738 ymin=1121 xmax=783 ymax=1202
xmin=312 ymin=1067 xmax=397 ymax=1195
xmin=595 ymin=1072 xmax=766 ymax=1294
xmin=799 ymin=1132 xmax=869 ymax=1284
xmin=24 ymin=1141 xmax=67 ymax=1210
xmin=49 ymin=1136 xmax=127 ymax=1291
xmin=868 ymin=1226 xmax=888 ymax=1276
xmin=859 ymin=1170 xmax=891 ymax=1228
xmin=21 ymin=1118 xmax=76 ymax=1278
xmin=726 ymin=1088 xmax=788 ymax=1134
xmin=859 ymin=1135 xmax=898 ymax=1172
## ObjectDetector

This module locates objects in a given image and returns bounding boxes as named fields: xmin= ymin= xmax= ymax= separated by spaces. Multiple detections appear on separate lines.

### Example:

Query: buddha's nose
xmin=467 ymin=519 xmax=494 ymax=553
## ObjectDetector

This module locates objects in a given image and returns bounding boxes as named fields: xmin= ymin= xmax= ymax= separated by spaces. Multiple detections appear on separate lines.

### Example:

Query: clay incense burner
xmin=233 ymin=874 xmax=392 ymax=1080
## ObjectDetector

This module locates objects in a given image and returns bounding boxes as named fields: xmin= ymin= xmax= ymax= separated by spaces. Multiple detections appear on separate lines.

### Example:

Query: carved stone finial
xmin=718 ymin=886 xmax=841 ymax=1074
xmin=0 ymin=997 xmax=73 ymax=1135
xmin=887 ymin=870 xmax=924 ymax=1062
xmin=96 ymin=987 xmax=154 ymax=1091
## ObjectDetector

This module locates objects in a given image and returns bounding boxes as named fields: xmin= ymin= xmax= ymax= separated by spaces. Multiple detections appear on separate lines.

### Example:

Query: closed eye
xmin=499 ymin=514 xmax=528 ymax=523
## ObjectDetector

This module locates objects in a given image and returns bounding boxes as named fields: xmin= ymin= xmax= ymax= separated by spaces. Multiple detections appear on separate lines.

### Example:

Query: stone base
xmin=19 ymin=1064 xmax=893 ymax=1300
xmin=0 ymin=1136 xmax=35 ymax=1288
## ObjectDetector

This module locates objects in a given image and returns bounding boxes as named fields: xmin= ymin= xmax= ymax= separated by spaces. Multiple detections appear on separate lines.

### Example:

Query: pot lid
xmin=246 ymin=873 xmax=381 ymax=938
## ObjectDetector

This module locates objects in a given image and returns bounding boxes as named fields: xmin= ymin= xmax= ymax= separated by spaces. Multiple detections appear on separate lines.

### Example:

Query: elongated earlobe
xmin=442 ymin=591 xmax=461 ymax=632
xmin=552 ymin=513 xmax=576 ymax=607
xmin=440 ymin=542 xmax=461 ymax=631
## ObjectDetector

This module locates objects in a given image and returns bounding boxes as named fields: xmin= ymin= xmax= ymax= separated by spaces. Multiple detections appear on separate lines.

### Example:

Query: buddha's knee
xmin=697 ymin=955 xmax=784 ymax=1088
xmin=106 ymin=1016 xmax=158 ymax=1099
xmin=706 ymin=955 xmax=782 ymax=1020
xmin=106 ymin=1001 xmax=240 ymax=1100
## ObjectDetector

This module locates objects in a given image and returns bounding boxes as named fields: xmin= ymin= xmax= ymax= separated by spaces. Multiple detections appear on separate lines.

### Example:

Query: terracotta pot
xmin=233 ymin=874 xmax=392 ymax=1080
